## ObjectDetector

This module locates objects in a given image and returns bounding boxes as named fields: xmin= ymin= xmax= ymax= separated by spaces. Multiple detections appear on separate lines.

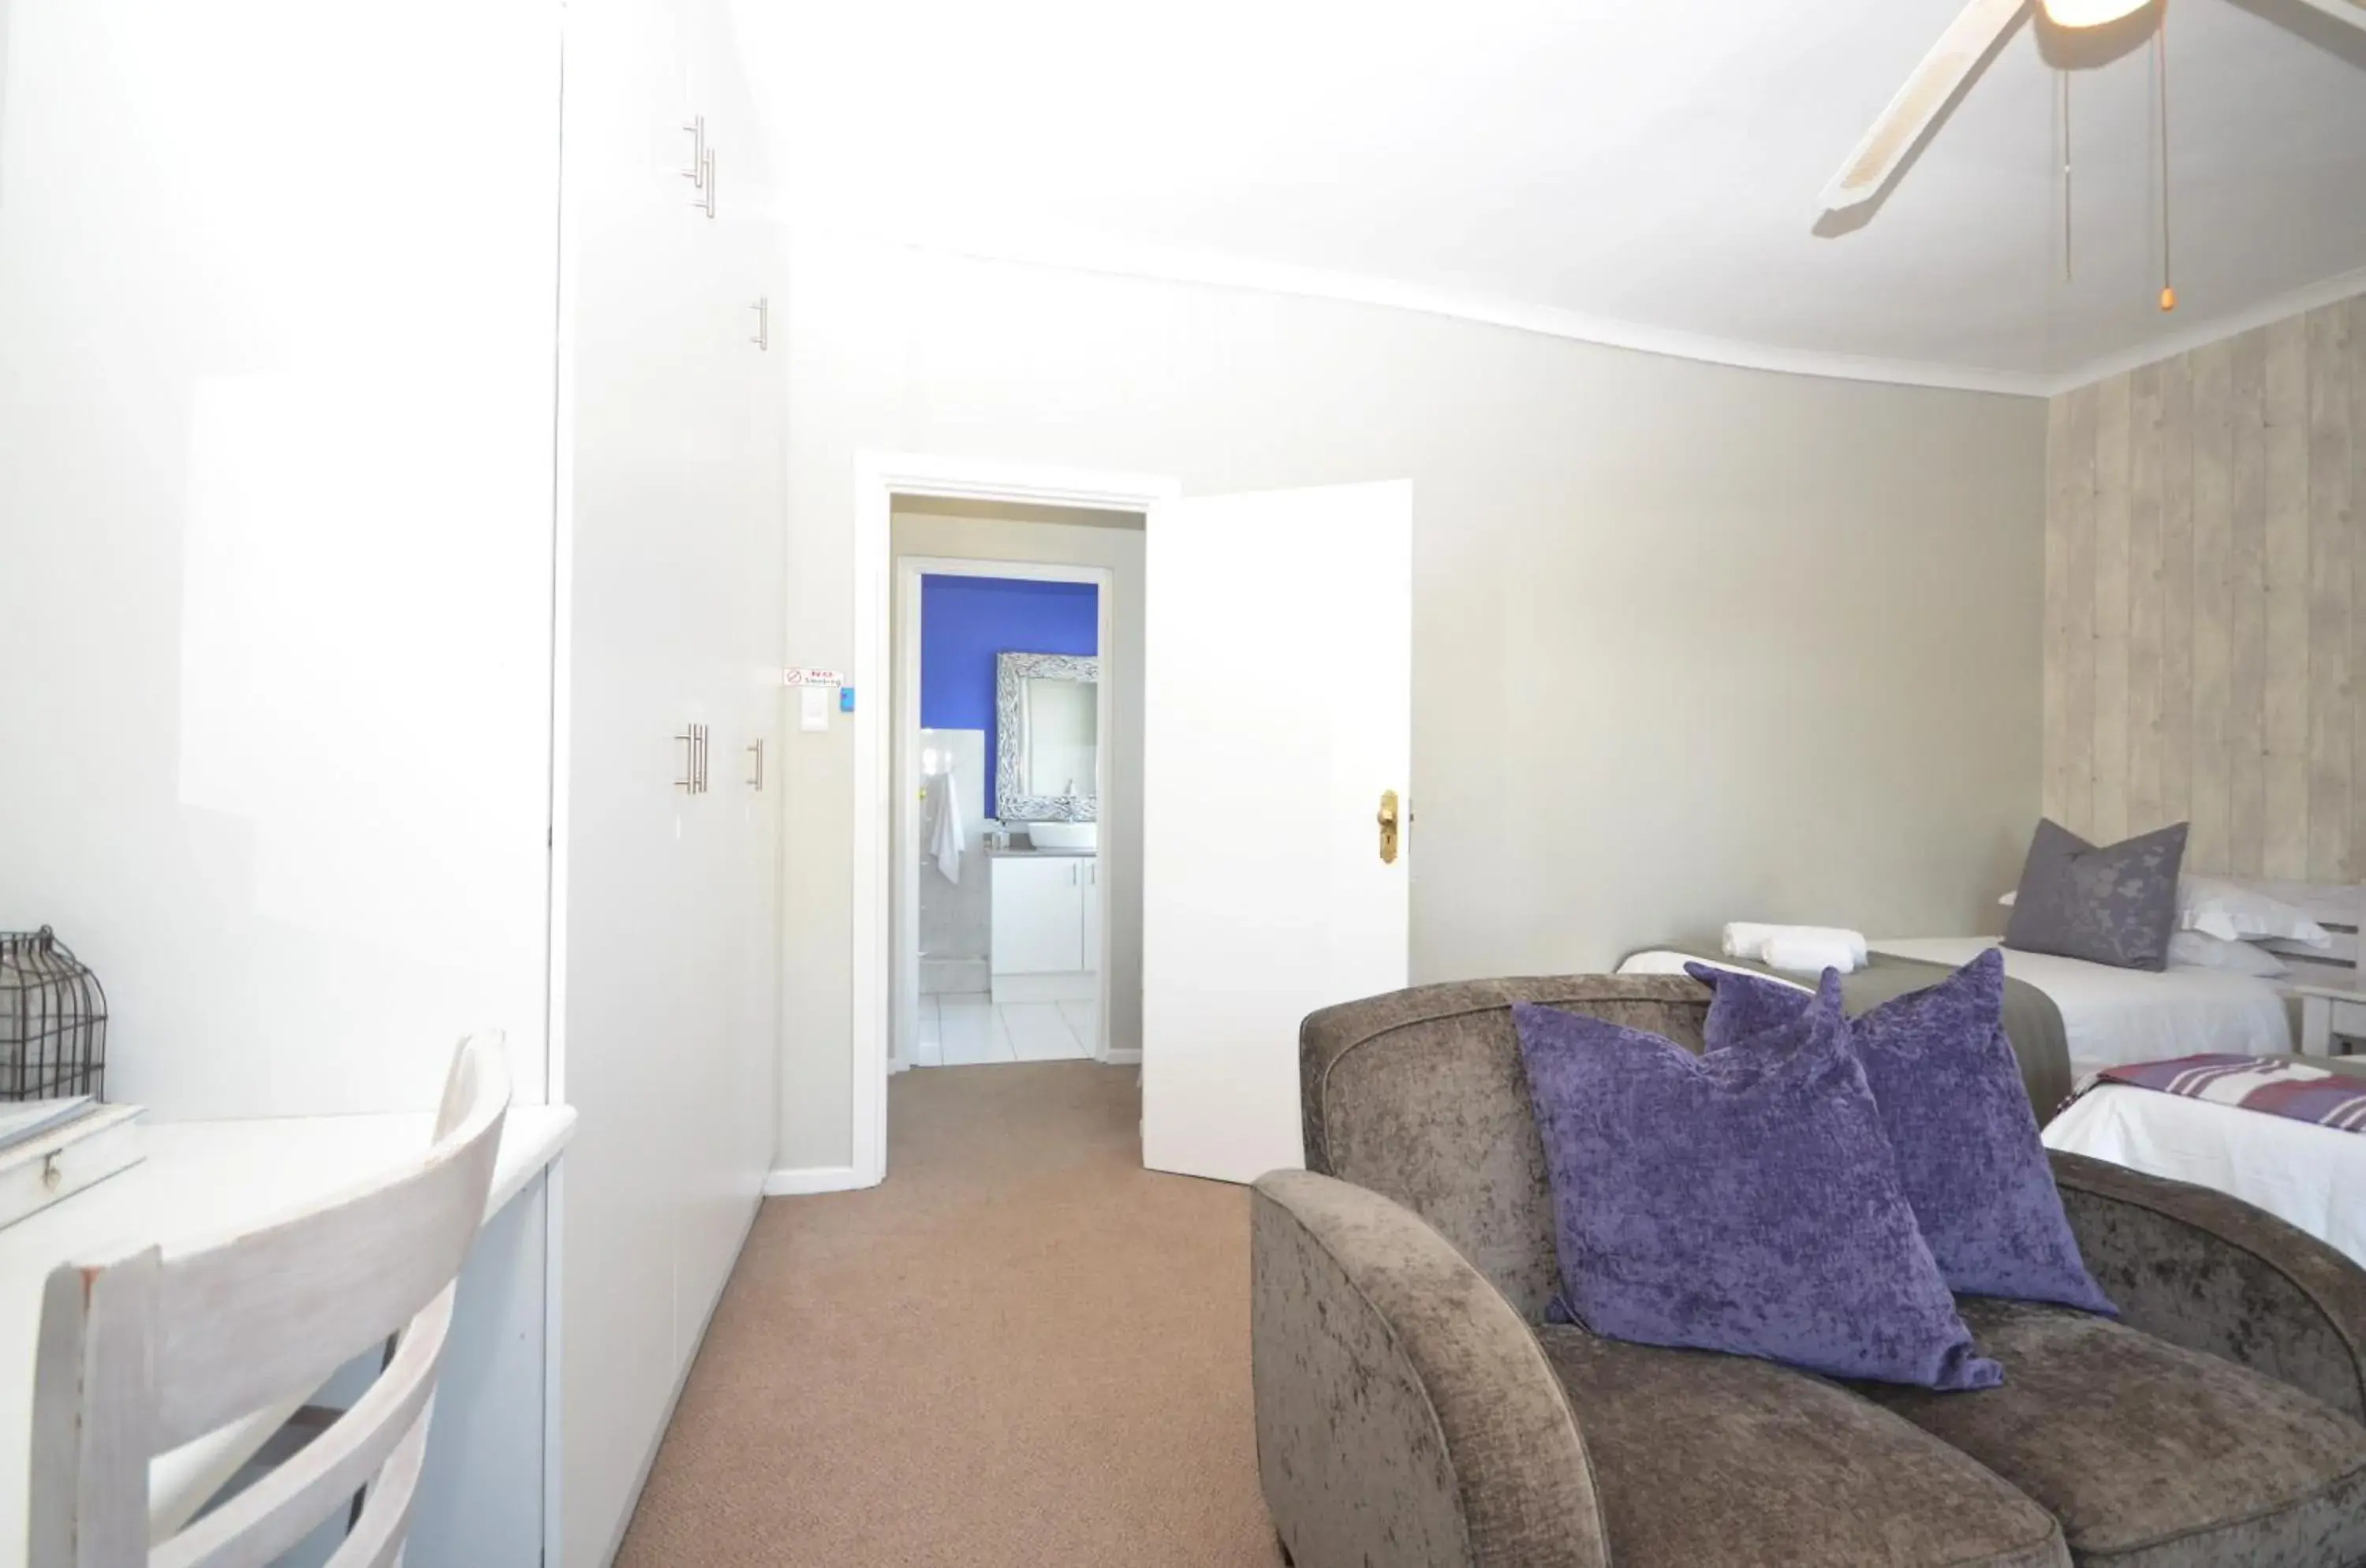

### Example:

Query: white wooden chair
xmin=28 ymin=1036 xmax=511 ymax=1568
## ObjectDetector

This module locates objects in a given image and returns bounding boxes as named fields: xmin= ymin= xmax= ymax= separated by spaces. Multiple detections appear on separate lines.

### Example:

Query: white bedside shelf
xmin=2294 ymin=987 xmax=2366 ymax=1057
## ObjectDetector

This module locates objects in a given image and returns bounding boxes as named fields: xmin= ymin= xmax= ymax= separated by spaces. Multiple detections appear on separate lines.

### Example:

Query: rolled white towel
xmin=1761 ymin=936 xmax=1859 ymax=976
xmin=1721 ymin=923 xmax=1868 ymax=968
xmin=1720 ymin=923 xmax=1773 ymax=959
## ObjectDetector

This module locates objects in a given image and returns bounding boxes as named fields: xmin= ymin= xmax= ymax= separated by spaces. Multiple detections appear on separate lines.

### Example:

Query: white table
xmin=0 ymin=1104 xmax=576 ymax=1565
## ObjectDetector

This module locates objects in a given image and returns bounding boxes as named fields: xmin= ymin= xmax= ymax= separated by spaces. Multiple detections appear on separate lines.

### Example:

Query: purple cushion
xmin=1513 ymin=974 xmax=2001 ymax=1391
xmin=1689 ymin=951 xmax=2114 ymax=1316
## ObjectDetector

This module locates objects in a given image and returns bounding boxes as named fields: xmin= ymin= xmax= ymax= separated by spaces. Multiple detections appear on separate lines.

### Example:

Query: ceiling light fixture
xmin=2043 ymin=0 xmax=2151 ymax=28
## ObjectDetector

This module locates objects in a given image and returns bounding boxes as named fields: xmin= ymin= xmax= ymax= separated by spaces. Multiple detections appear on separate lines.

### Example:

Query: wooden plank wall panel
xmin=2308 ymin=304 xmax=2353 ymax=883
xmin=2064 ymin=385 xmax=2099 ymax=835
xmin=2355 ymin=297 xmax=2366 ymax=878
xmin=2129 ymin=364 xmax=2166 ymax=834
xmin=2190 ymin=342 xmax=2235 ymax=873
xmin=2093 ymin=375 xmax=2133 ymax=845
xmin=2044 ymin=289 xmax=2366 ymax=882
xmin=2229 ymin=330 xmax=2269 ymax=875
xmin=2161 ymin=360 xmax=2195 ymax=831
xmin=2263 ymin=316 xmax=2312 ymax=878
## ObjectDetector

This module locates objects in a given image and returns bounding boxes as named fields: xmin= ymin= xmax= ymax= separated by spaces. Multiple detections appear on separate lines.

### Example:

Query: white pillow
xmin=2165 ymin=928 xmax=2289 ymax=978
xmin=2178 ymin=875 xmax=2334 ymax=948
xmin=1999 ymin=878 xmax=2331 ymax=948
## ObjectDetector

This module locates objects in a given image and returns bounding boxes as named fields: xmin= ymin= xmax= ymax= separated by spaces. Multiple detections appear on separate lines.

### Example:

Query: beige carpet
xmin=614 ymin=1062 xmax=1284 ymax=1567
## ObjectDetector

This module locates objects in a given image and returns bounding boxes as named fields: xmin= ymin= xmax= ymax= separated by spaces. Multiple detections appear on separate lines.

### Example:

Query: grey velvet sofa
xmin=1252 ymin=975 xmax=2366 ymax=1568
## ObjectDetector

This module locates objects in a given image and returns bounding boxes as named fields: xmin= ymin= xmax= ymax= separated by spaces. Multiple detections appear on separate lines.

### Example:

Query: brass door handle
xmin=1377 ymin=790 xmax=1401 ymax=864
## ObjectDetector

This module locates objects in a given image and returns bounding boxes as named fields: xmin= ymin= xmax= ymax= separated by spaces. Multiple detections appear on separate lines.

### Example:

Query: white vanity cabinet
xmin=991 ymin=855 xmax=1100 ymax=1000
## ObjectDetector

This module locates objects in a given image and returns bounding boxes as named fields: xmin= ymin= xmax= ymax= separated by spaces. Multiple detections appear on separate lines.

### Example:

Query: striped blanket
xmin=2084 ymin=1055 xmax=2366 ymax=1133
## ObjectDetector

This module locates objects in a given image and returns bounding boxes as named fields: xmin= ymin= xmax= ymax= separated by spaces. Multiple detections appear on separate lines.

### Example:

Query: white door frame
xmin=894 ymin=554 xmax=1116 ymax=1073
xmin=852 ymin=454 xmax=1179 ymax=1189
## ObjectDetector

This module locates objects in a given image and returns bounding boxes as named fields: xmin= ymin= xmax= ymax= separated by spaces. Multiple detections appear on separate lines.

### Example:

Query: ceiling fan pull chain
xmin=2158 ymin=13 xmax=2177 ymax=312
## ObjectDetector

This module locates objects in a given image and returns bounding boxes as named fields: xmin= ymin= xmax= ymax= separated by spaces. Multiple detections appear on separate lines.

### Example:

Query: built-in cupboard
xmin=0 ymin=2 xmax=785 ymax=1563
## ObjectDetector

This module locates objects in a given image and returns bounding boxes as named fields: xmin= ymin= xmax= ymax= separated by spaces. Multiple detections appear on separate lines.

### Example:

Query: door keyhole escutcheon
xmin=1378 ymin=790 xmax=1401 ymax=864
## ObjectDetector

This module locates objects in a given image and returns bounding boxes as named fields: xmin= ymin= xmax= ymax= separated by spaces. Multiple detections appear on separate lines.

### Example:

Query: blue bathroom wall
xmin=920 ymin=575 xmax=1099 ymax=818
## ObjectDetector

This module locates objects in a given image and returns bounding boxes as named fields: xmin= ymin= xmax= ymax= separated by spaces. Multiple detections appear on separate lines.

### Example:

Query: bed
xmin=2041 ymin=1062 xmax=2366 ymax=1267
xmin=1628 ymin=879 xmax=2366 ymax=1266
xmin=1618 ymin=879 xmax=2357 ymax=1120
xmin=1623 ymin=937 xmax=2298 ymax=1075
xmin=2030 ymin=879 xmax=2366 ymax=1263
xmin=1871 ymin=937 xmax=2294 ymax=1077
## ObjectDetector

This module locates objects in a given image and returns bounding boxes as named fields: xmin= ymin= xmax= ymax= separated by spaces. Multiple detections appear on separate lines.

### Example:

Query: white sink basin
xmin=1023 ymin=821 xmax=1097 ymax=852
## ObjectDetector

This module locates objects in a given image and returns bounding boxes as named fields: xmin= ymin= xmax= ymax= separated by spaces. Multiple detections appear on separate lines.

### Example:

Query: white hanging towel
xmin=930 ymin=767 xmax=967 ymax=884
xmin=1722 ymin=923 xmax=1868 ymax=973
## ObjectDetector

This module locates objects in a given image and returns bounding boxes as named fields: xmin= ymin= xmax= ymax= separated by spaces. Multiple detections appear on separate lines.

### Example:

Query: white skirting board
xmin=1104 ymin=1049 xmax=1142 ymax=1066
xmin=763 ymin=1165 xmax=875 ymax=1196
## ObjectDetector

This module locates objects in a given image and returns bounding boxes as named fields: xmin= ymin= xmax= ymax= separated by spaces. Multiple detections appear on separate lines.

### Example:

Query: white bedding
xmin=1868 ymin=938 xmax=2293 ymax=1076
xmin=1621 ymin=938 xmax=2338 ymax=1267
xmin=2044 ymin=1086 xmax=2366 ymax=1267
xmin=1619 ymin=936 xmax=2293 ymax=1077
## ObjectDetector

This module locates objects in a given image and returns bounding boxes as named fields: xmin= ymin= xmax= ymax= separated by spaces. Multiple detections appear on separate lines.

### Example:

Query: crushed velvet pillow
xmin=2004 ymin=817 xmax=2188 ymax=971
xmin=1690 ymin=952 xmax=2115 ymax=1316
xmin=1513 ymin=975 xmax=2001 ymax=1391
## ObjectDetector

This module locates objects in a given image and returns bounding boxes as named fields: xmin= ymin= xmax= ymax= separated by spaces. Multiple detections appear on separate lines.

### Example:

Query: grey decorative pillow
xmin=2003 ymin=818 xmax=2188 ymax=972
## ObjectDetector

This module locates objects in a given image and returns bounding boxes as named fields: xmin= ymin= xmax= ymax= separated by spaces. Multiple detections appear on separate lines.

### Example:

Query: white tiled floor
xmin=913 ymin=992 xmax=1099 ymax=1067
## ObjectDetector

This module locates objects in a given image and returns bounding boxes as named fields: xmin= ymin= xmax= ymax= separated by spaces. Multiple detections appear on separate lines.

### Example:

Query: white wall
xmin=0 ymin=1 xmax=562 ymax=1119
xmin=890 ymin=504 xmax=1148 ymax=1057
xmin=556 ymin=1 xmax=783 ymax=1563
xmin=778 ymin=241 xmax=2048 ymax=1170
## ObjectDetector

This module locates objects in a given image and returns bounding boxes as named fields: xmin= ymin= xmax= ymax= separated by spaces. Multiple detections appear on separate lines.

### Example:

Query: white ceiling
xmin=741 ymin=0 xmax=2366 ymax=394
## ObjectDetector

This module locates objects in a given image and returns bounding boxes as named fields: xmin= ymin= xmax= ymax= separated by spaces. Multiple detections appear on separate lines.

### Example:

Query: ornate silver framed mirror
xmin=995 ymin=651 xmax=1099 ymax=823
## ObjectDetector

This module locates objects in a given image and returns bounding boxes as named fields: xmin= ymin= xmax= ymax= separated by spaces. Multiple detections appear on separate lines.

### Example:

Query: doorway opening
xmin=850 ymin=457 xmax=1177 ymax=1190
xmin=850 ymin=456 xmax=1411 ymax=1192
xmin=891 ymin=502 xmax=1138 ymax=1077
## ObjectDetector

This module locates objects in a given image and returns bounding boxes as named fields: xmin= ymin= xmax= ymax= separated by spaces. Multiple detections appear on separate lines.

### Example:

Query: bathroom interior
xmin=909 ymin=568 xmax=1106 ymax=1066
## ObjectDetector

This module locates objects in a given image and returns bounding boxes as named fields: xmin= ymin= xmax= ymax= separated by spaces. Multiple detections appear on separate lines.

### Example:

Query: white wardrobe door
xmin=0 ymin=1 xmax=562 ymax=1117
xmin=553 ymin=1 xmax=789 ymax=1562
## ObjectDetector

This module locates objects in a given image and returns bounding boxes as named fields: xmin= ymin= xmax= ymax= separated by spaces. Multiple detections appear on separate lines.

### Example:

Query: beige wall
xmin=2044 ymin=294 xmax=2366 ymax=879
xmin=776 ymin=241 xmax=2049 ymax=1172
xmin=891 ymin=502 xmax=1148 ymax=1057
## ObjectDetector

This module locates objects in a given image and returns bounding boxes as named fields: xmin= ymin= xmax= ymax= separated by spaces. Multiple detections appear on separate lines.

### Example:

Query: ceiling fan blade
xmin=2284 ymin=0 xmax=2366 ymax=30
xmin=1820 ymin=0 xmax=2032 ymax=213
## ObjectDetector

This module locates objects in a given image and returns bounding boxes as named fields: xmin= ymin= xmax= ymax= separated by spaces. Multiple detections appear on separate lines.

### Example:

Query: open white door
xmin=1142 ymin=480 xmax=1412 ymax=1185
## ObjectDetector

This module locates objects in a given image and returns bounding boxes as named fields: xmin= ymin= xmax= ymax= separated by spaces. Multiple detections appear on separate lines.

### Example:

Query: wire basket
xmin=0 ymin=928 xmax=108 ymax=1101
